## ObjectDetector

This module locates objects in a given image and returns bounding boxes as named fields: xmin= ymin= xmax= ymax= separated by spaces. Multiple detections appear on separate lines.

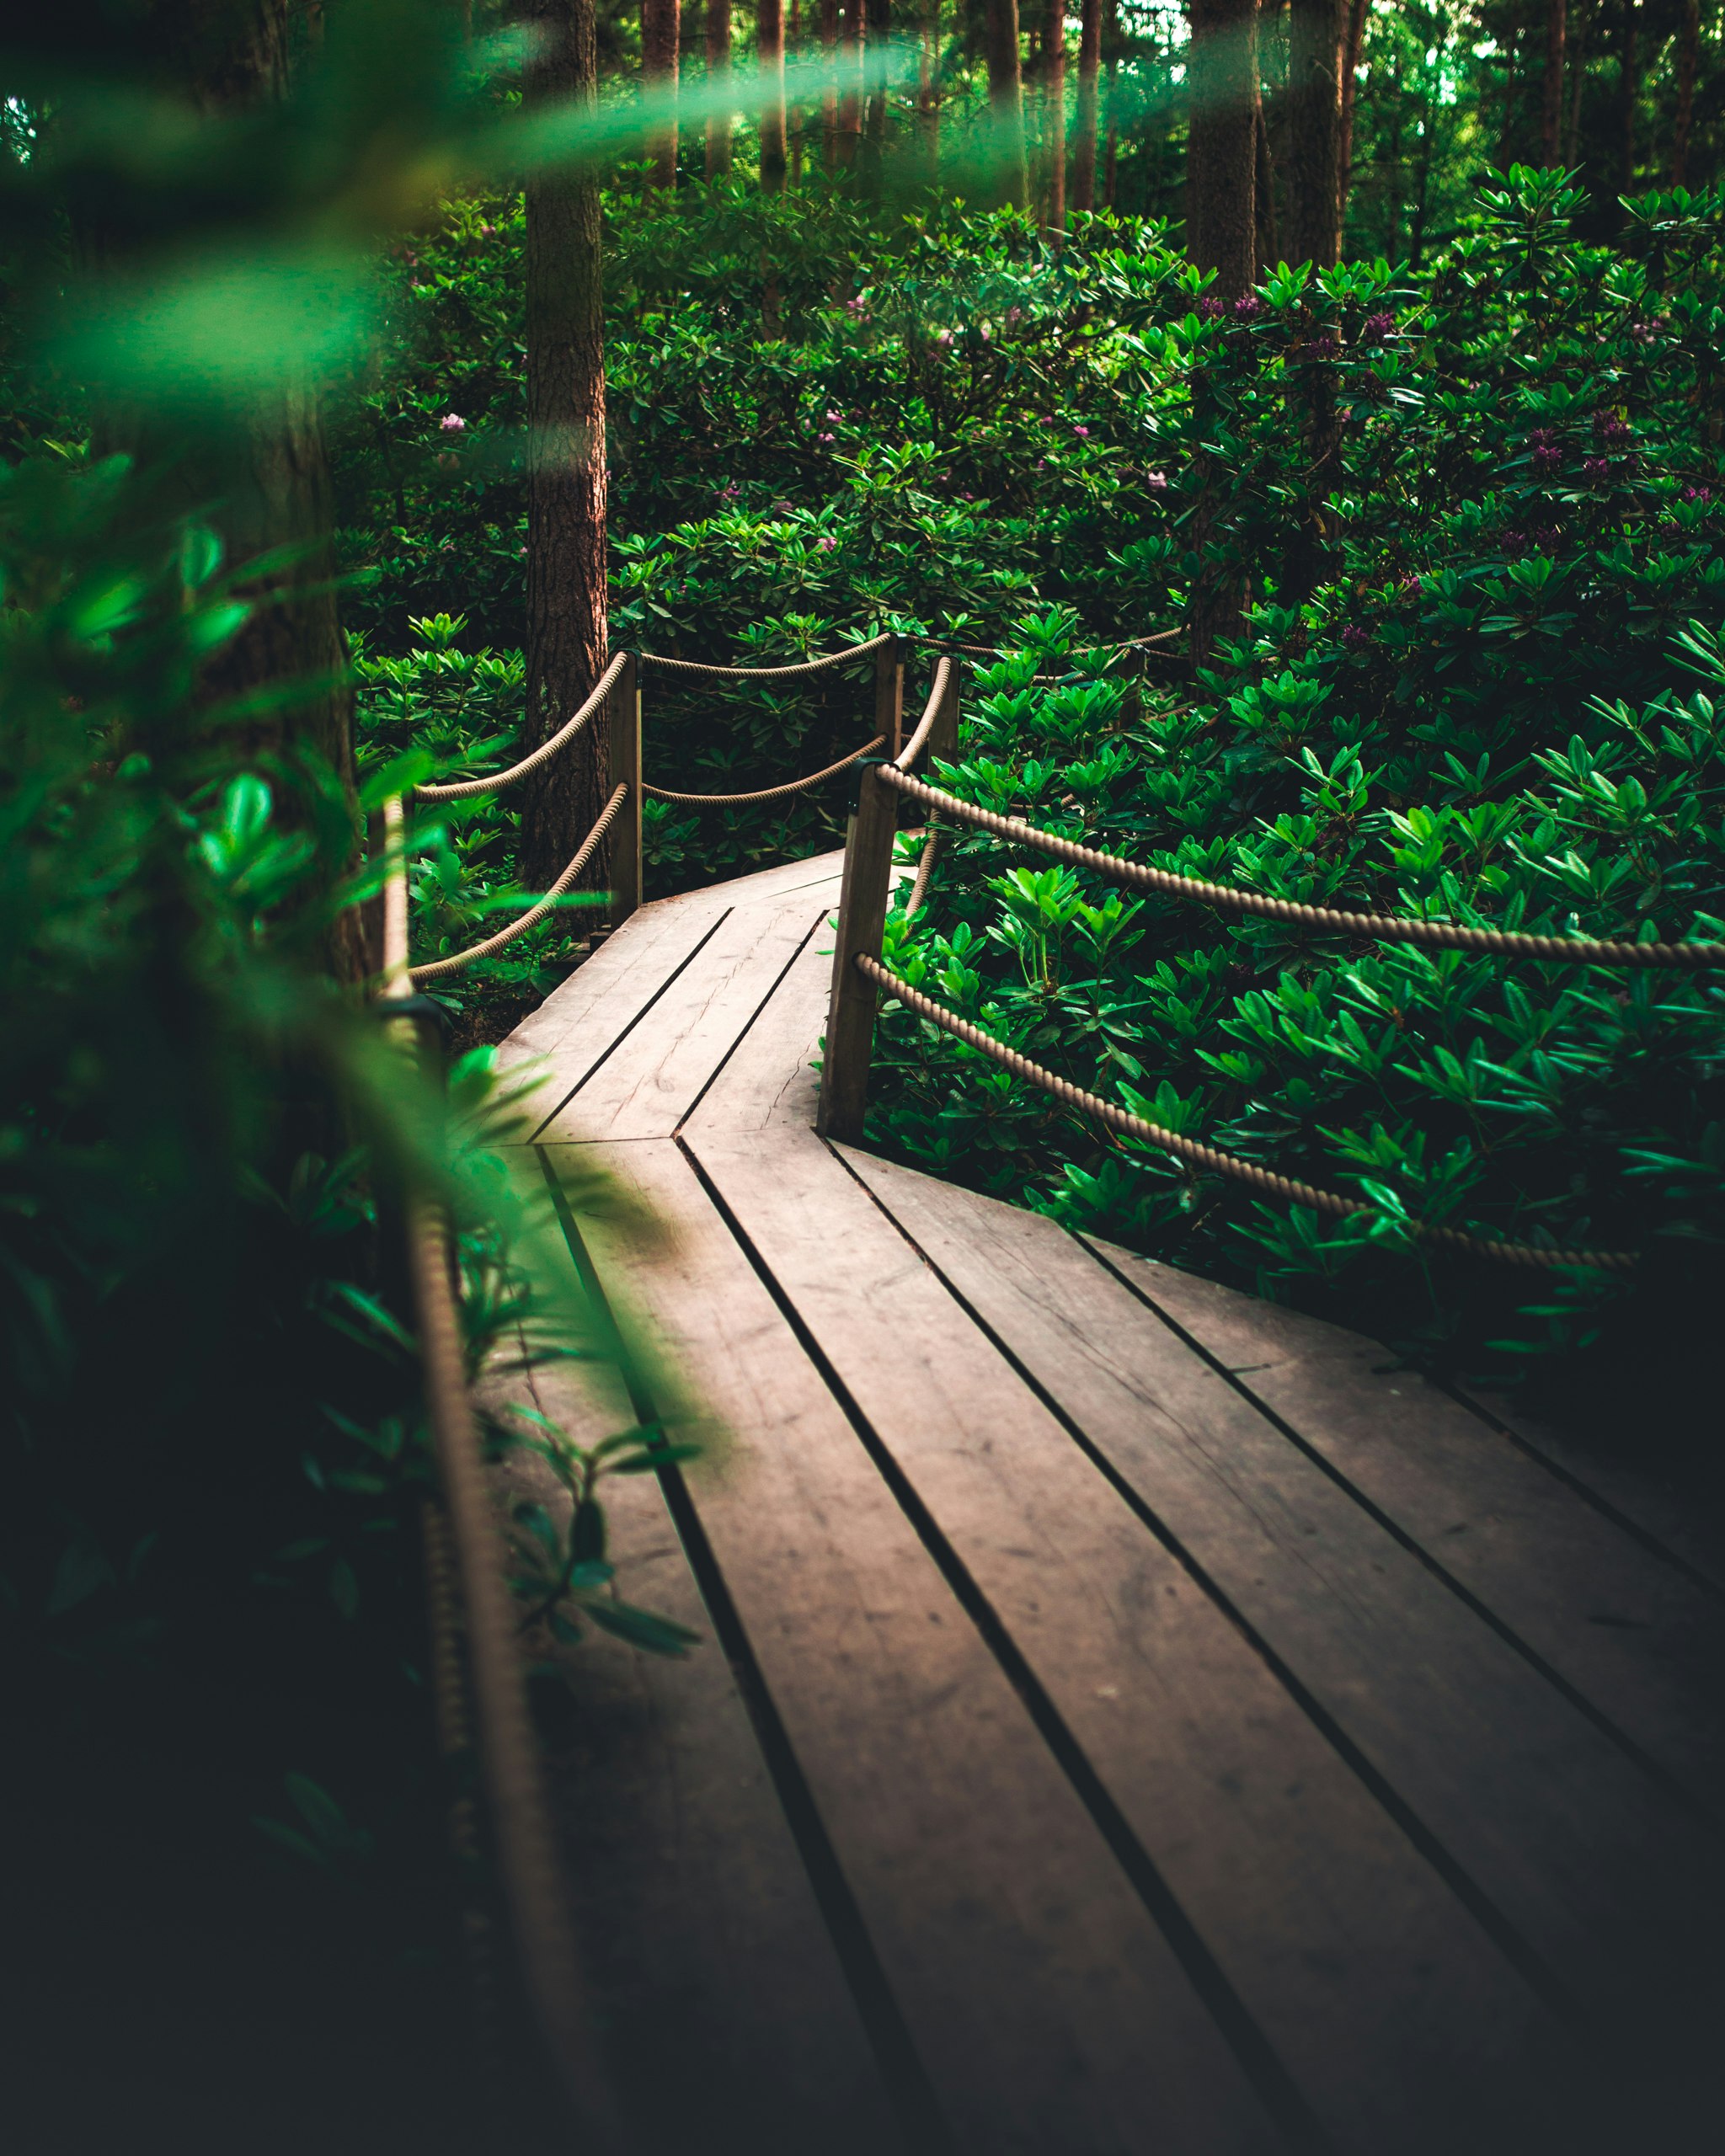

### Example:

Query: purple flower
xmin=1073 ymin=424 xmax=1091 ymax=438
xmin=1146 ymin=471 xmax=1169 ymax=492
xmin=1681 ymin=483 xmax=1714 ymax=504
xmin=815 ymin=536 xmax=836 ymax=552
xmin=1197 ymin=295 xmax=1228 ymax=323
xmin=1582 ymin=456 xmax=1610 ymax=482
xmin=960 ymin=490 xmax=977 ymax=500
xmin=1005 ymin=305 xmax=1023 ymax=325
xmin=935 ymin=329 xmax=953 ymax=347
xmin=479 ymin=223 xmax=498 ymax=239
xmin=1233 ymin=294 xmax=1263 ymax=321
xmin=1530 ymin=433 xmax=1562 ymax=474
xmin=1363 ymin=311 xmax=1396 ymax=342
xmin=771 ymin=498 xmax=793 ymax=514
xmin=1595 ymin=414 xmax=1632 ymax=446
xmin=1341 ymin=623 xmax=1372 ymax=652
xmin=818 ymin=432 xmax=836 ymax=445
xmin=1034 ymin=458 xmax=1048 ymax=471
xmin=1306 ymin=334 xmax=1339 ymax=361
xmin=825 ymin=408 xmax=845 ymax=422
xmin=440 ymin=412 xmax=466 ymax=435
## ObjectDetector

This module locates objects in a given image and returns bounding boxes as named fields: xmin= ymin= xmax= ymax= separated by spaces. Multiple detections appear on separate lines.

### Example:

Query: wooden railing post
xmin=875 ymin=632 xmax=905 ymax=760
xmin=607 ymin=651 xmax=642 ymax=926
xmin=816 ymin=761 xmax=897 ymax=1143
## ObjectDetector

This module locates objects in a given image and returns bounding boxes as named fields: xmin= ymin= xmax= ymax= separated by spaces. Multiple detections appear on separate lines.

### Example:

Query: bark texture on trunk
xmin=984 ymin=0 xmax=1030 ymax=205
xmin=1620 ymin=0 xmax=1639 ymax=193
xmin=864 ymin=0 xmax=891 ymax=170
xmin=1283 ymin=0 xmax=1344 ymax=267
xmin=706 ymin=0 xmax=733 ymax=173
xmin=1496 ymin=18 xmax=1519 ymax=168
xmin=836 ymin=0 xmax=862 ymax=165
xmin=1186 ymin=0 xmax=1258 ymax=297
xmin=822 ymin=0 xmax=840 ymax=163
xmin=1673 ymin=0 xmax=1699 ymax=182
xmin=1337 ymin=0 xmax=1366 ymax=221
xmin=522 ymin=0 xmax=611 ymax=895
xmin=1071 ymin=0 xmax=1103 ymax=210
xmin=1254 ymin=90 xmax=1278 ymax=274
xmin=1541 ymin=0 xmax=1566 ymax=161
xmin=759 ymin=0 xmax=788 ymax=186
xmin=1040 ymin=0 xmax=1067 ymax=232
xmin=642 ymin=0 xmax=681 ymax=184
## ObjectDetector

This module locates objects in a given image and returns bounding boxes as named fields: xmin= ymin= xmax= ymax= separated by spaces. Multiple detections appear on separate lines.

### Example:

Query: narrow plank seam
xmin=675 ymin=1133 xmax=1336 ymax=2156
xmin=534 ymin=1146 xmax=958 ymax=2156
xmin=829 ymin=1148 xmax=1596 ymax=2051
xmin=1079 ymin=1235 xmax=1725 ymax=1847
xmin=1443 ymin=1385 xmax=1725 ymax=1608
xmin=528 ymin=910 xmax=736 ymax=1139
xmin=673 ymin=903 xmax=836 ymax=1137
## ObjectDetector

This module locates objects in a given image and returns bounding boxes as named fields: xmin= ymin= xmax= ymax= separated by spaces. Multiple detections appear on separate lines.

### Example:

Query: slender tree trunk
xmin=760 ymin=0 xmax=788 ymax=186
xmin=1255 ymin=92 xmax=1278 ymax=272
xmin=983 ymin=0 xmax=1031 ymax=205
xmin=1620 ymin=0 xmax=1639 ymax=194
xmin=522 ymin=0 xmax=611 ymax=894
xmin=789 ymin=0 xmax=805 ymax=182
xmin=864 ymin=0 xmax=891 ymax=173
xmin=1673 ymin=0 xmax=1699 ymax=182
xmin=1496 ymin=14 xmax=1519 ymax=168
xmin=919 ymin=0 xmax=942 ymax=182
xmin=837 ymin=0 xmax=862 ymax=164
xmin=707 ymin=0 xmax=733 ymax=173
xmin=1563 ymin=0 xmax=1589 ymax=162
xmin=1103 ymin=0 xmax=1119 ymax=204
xmin=822 ymin=0 xmax=840 ymax=163
xmin=1072 ymin=0 xmax=1102 ymax=209
xmin=1337 ymin=0 xmax=1366 ymax=224
xmin=1541 ymin=0 xmax=1565 ymax=161
xmin=1283 ymin=0 xmax=1344 ymax=265
xmin=643 ymin=0 xmax=681 ymax=184
xmin=1041 ymin=0 xmax=1067 ymax=232
xmin=1187 ymin=0 xmax=1258 ymax=296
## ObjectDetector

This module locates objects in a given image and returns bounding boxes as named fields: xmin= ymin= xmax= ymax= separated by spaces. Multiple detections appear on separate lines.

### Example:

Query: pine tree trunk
xmin=984 ymin=0 xmax=1030 ymax=205
xmin=1071 ymin=0 xmax=1102 ymax=209
xmin=760 ymin=0 xmax=788 ymax=186
xmin=1620 ymin=0 xmax=1639 ymax=193
xmin=643 ymin=0 xmax=681 ymax=184
xmin=1254 ymin=92 xmax=1278 ymax=273
xmin=1336 ymin=0 xmax=1366 ymax=224
xmin=1283 ymin=0 xmax=1344 ymax=267
xmin=1187 ymin=0 xmax=1258 ymax=296
xmin=1103 ymin=0 xmax=1120 ymax=203
xmin=1541 ymin=0 xmax=1566 ymax=162
xmin=707 ymin=0 xmax=733 ymax=174
xmin=837 ymin=0 xmax=862 ymax=165
xmin=1040 ymin=0 xmax=1067 ymax=232
xmin=822 ymin=0 xmax=840 ymax=164
xmin=864 ymin=0 xmax=892 ymax=173
xmin=521 ymin=0 xmax=611 ymax=896
xmin=1673 ymin=0 xmax=1699 ymax=182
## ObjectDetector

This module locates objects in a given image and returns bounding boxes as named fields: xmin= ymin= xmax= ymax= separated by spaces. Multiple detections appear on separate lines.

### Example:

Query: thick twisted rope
xmin=876 ymin=766 xmax=1725 ymax=969
xmin=411 ymin=784 xmax=628 ymax=981
xmin=895 ymin=656 xmax=955 ymax=771
xmin=905 ymin=826 xmax=941 ymax=918
xmin=638 ymin=632 xmax=895 ymax=680
xmin=858 ymin=956 xmax=1637 ymax=1273
xmin=912 ymin=628 xmax=1181 ymax=669
xmin=418 ymin=654 xmax=628 ymax=803
xmin=642 ymin=736 xmax=885 ymax=806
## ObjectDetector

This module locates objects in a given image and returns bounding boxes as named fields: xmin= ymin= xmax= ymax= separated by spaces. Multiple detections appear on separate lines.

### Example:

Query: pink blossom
xmin=1146 ymin=471 xmax=1168 ymax=491
xmin=819 ymin=432 xmax=836 ymax=445
xmin=815 ymin=536 xmax=836 ymax=552
xmin=936 ymin=329 xmax=953 ymax=347
xmin=1072 ymin=424 xmax=1090 ymax=438
xmin=825 ymin=408 xmax=845 ymax=423
xmin=440 ymin=413 xmax=466 ymax=435
xmin=479 ymin=223 xmax=498 ymax=239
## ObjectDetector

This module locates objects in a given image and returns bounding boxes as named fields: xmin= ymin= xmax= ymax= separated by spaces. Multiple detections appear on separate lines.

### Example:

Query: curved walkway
xmin=499 ymin=851 xmax=1725 ymax=2156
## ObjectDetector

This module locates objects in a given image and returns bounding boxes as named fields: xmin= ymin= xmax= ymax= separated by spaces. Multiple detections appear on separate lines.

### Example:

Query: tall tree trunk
xmin=1563 ymin=0 xmax=1589 ymax=162
xmin=1040 ymin=0 xmax=1067 ymax=232
xmin=984 ymin=0 xmax=1030 ymax=205
xmin=1337 ymin=0 xmax=1366 ymax=226
xmin=759 ymin=0 xmax=788 ymax=186
xmin=789 ymin=0 xmax=805 ymax=182
xmin=1673 ymin=0 xmax=1699 ymax=182
xmin=1541 ymin=0 xmax=1565 ymax=162
xmin=1496 ymin=14 xmax=1519 ymax=168
xmin=1103 ymin=0 xmax=1120 ymax=204
xmin=1283 ymin=0 xmax=1344 ymax=265
xmin=864 ymin=0 xmax=891 ymax=173
xmin=707 ymin=0 xmax=733 ymax=174
xmin=1255 ymin=92 xmax=1278 ymax=272
xmin=822 ymin=0 xmax=840 ymax=164
xmin=918 ymin=0 xmax=942 ymax=182
xmin=1620 ymin=0 xmax=1639 ymax=194
xmin=643 ymin=0 xmax=680 ymax=185
xmin=837 ymin=0 xmax=862 ymax=165
xmin=1187 ymin=0 xmax=1258 ymax=296
xmin=1071 ymin=0 xmax=1103 ymax=209
xmin=521 ymin=0 xmax=611 ymax=894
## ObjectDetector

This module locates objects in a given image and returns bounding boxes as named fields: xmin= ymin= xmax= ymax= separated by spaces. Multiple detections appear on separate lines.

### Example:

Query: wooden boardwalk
xmin=500 ymin=850 xmax=1725 ymax=2156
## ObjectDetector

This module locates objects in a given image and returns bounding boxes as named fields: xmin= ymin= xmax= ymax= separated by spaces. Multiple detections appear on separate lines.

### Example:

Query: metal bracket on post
xmin=816 ymin=759 xmax=898 ymax=1144
xmin=874 ymin=632 xmax=905 ymax=762
xmin=607 ymin=651 xmax=642 ymax=927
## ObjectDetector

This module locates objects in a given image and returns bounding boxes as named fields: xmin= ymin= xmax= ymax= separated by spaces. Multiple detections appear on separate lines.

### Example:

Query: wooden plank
xmin=493 ymin=1348 xmax=905 ymax=2156
xmin=1080 ymin=1241 xmax=1725 ymax=1820
xmin=1461 ymin=1386 xmax=1725 ymax=1600
xmin=695 ymin=1129 xmax=1632 ymax=2152
xmin=535 ymin=894 xmax=836 ymax=1145
xmin=681 ymin=909 xmax=830 ymax=1136
xmin=547 ymin=1136 xmax=1284 ymax=2156
xmin=702 ymin=1134 xmax=1725 ymax=2072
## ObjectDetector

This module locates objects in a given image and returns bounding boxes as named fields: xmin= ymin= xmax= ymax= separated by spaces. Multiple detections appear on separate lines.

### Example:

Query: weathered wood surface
xmin=504 ymin=859 xmax=1725 ymax=2155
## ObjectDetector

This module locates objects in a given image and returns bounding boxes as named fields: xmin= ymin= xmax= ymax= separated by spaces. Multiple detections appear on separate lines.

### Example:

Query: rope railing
xmin=643 ymin=736 xmax=884 ymax=806
xmin=894 ymin=656 xmax=955 ymax=772
xmin=857 ymin=955 xmax=1637 ymax=1273
xmin=874 ymin=765 xmax=1725 ymax=970
xmin=409 ymin=783 xmax=630 ymax=982
xmin=418 ymin=654 xmax=628 ymax=803
xmin=637 ymin=631 xmax=895 ymax=680
xmin=377 ymin=802 xmax=626 ymax=2144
